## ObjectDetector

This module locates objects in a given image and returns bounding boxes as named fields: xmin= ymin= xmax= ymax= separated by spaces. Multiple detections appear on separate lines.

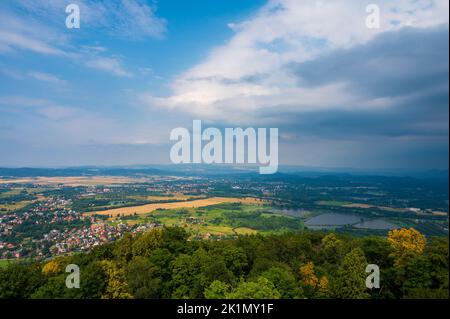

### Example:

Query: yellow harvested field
xmin=84 ymin=197 xmax=262 ymax=217
xmin=234 ymin=227 xmax=258 ymax=235
xmin=431 ymin=211 xmax=448 ymax=216
xmin=131 ymin=194 xmax=204 ymax=201
xmin=0 ymin=176 xmax=150 ymax=186
xmin=378 ymin=206 xmax=408 ymax=212
xmin=148 ymin=195 xmax=188 ymax=201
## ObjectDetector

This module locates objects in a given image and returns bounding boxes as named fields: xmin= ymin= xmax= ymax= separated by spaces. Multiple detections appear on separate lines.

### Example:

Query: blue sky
xmin=0 ymin=0 xmax=448 ymax=169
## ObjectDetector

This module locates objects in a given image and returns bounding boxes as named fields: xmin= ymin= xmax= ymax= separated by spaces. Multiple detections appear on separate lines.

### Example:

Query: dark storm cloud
xmin=293 ymin=25 xmax=449 ymax=99
xmin=259 ymin=25 xmax=449 ymax=169
xmin=271 ymin=25 xmax=449 ymax=141
xmin=277 ymin=90 xmax=448 ymax=139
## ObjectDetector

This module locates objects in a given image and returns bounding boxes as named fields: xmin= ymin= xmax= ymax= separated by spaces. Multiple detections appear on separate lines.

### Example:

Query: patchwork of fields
xmin=84 ymin=197 xmax=263 ymax=218
xmin=116 ymin=201 xmax=303 ymax=238
xmin=1 ymin=173 xmax=448 ymax=253
xmin=0 ymin=176 xmax=152 ymax=186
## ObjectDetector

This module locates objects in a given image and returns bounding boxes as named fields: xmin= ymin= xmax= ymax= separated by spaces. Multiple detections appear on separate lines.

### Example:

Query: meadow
xmin=117 ymin=202 xmax=303 ymax=238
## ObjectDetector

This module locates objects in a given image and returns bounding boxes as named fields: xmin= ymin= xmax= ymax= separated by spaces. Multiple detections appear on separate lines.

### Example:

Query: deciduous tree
xmin=332 ymin=248 xmax=369 ymax=299
xmin=387 ymin=228 xmax=426 ymax=266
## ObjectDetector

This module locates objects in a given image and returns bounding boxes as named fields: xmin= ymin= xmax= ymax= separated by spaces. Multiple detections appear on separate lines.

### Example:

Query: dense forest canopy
xmin=0 ymin=227 xmax=447 ymax=299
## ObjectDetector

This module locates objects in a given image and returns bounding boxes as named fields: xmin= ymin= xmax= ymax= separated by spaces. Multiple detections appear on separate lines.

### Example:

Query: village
xmin=0 ymin=196 xmax=158 ymax=260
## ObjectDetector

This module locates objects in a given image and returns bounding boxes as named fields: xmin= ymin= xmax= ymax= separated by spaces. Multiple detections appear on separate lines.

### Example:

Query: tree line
xmin=0 ymin=227 xmax=448 ymax=299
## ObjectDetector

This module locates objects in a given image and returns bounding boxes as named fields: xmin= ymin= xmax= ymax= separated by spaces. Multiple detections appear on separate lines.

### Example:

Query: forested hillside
xmin=0 ymin=227 xmax=448 ymax=299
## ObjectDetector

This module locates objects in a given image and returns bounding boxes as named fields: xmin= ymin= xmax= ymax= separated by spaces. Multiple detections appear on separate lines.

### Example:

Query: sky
xmin=0 ymin=0 xmax=448 ymax=169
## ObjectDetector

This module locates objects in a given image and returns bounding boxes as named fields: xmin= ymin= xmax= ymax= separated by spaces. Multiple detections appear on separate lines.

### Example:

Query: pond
xmin=305 ymin=213 xmax=361 ymax=227
xmin=277 ymin=209 xmax=310 ymax=218
xmin=305 ymin=213 xmax=397 ymax=230
xmin=354 ymin=219 xmax=398 ymax=230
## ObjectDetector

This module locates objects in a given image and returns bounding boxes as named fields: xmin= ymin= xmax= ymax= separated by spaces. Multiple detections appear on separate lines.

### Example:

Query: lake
xmin=305 ymin=213 xmax=361 ymax=227
xmin=354 ymin=219 xmax=398 ymax=230
xmin=305 ymin=213 xmax=397 ymax=230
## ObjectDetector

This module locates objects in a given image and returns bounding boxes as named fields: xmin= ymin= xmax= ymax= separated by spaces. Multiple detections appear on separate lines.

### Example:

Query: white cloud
xmin=85 ymin=56 xmax=133 ymax=77
xmin=12 ymin=0 xmax=167 ymax=39
xmin=0 ymin=1 xmax=161 ymax=77
xmin=113 ymin=0 xmax=167 ymax=39
xmin=28 ymin=71 xmax=68 ymax=86
xmin=0 ymin=30 xmax=64 ymax=55
xmin=144 ymin=0 xmax=449 ymax=123
xmin=0 ymin=11 xmax=69 ymax=56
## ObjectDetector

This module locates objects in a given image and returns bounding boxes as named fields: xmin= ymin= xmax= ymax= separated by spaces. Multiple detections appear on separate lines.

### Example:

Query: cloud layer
xmin=0 ymin=0 xmax=166 ymax=77
xmin=0 ymin=0 xmax=448 ymax=169
xmin=144 ymin=0 xmax=448 ymax=123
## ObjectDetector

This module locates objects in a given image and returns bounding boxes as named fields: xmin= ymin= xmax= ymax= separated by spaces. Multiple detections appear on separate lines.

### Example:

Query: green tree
xmin=225 ymin=277 xmax=281 ymax=299
xmin=32 ymin=261 xmax=105 ymax=299
xmin=79 ymin=261 xmax=106 ymax=298
xmin=100 ymin=260 xmax=132 ymax=299
xmin=132 ymin=228 xmax=164 ymax=257
xmin=148 ymin=248 xmax=175 ymax=298
xmin=359 ymin=236 xmax=392 ymax=269
xmin=161 ymin=226 xmax=189 ymax=253
xmin=425 ymin=237 xmax=449 ymax=289
xmin=31 ymin=274 xmax=67 ymax=299
xmin=0 ymin=263 xmax=46 ymax=298
xmin=320 ymin=233 xmax=344 ymax=264
xmin=261 ymin=266 xmax=303 ymax=298
xmin=204 ymin=280 xmax=230 ymax=299
xmin=171 ymin=248 xmax=234 ymax=299
xmin=248 ymin=257 xmax=279 ymax=278
xmin=332 ymin=248 xmax=369 ymax=299
xmin=113 ymin=233 xmax=134 ymax=266
xmin=222 ymin=246 xmax=248 ymax=276
xmin=126 ymin=256 xmax=161 ymax=298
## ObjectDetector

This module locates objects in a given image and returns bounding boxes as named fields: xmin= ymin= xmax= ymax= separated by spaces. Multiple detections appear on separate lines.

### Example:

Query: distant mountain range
xmin=0 ymin=165 xmax=448 ymax=180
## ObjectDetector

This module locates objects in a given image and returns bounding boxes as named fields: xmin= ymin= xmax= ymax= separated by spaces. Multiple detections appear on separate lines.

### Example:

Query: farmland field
xmin=0 ymin=176 xmax=154 ymax=186
xmin=0 ymin=167 xmax=448 ymax=301
xmin=117 ymin=202 xmax=304 ymax=238
xmin=0 ymin=201 xmax=31 ymax=214
xmin=84 ymin=197 xmax=263 ymax=218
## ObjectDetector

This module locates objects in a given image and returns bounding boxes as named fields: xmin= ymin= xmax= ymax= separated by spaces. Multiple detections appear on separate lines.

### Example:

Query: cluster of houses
xmin=0 ymin=195 xmax=159 ymax=260
xmin=49 ymin=222 xmax=158 ymax=255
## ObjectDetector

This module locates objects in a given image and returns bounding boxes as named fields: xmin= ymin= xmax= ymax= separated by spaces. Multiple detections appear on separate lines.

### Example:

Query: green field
xmin=116 ymin=202 xmax=304 ymax=238
xmin=0 ymin=188 xmax=22 ymax=199
xmin=0 ymin=200 xmax=32 ymax=214
xmin=0 ymin=259 xmax=14 ymax=268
